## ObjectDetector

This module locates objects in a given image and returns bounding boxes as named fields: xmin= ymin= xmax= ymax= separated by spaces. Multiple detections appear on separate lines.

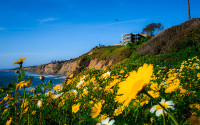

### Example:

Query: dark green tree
xmin=142 ymin=23 xmax=164 ymax=36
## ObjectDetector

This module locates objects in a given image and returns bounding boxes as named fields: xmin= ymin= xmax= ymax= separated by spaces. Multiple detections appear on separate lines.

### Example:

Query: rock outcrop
xmin=24 ymin=55 xmax=113 ymax=77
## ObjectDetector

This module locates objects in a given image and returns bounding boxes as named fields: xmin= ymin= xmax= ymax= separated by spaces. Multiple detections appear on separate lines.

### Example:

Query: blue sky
xmin=0 ymin=0 xmax=200 ymax=69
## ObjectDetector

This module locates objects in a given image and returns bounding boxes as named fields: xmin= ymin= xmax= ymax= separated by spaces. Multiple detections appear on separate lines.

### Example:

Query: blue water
xmin=0 ymin=70 xmax=66 ymax=92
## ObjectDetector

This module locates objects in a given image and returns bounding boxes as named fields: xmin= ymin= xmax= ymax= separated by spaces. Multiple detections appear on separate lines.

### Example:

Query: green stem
xmin=20 ymin=87 xmax=26 ymax=120
xmin=20 ymin=66 xmax=25 ymax=80
xmin=43 ymin=80 xmax=46 ymax=94
xmin=40 ymin=112 xmax=42 ymax=125
xmin=163 ymin=114 xmax=165 ymax=125
xmin=15 ymin=73 xmax=19 ymax=125
xmin=144 ymin=91 xmax=179 ymax=125
xmin=28 ymin=110 xmax=30 ymax=125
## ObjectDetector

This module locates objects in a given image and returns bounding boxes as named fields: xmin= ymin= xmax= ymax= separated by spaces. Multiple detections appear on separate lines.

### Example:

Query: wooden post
xmin=187 ymin=0 xmax=191 ymax=20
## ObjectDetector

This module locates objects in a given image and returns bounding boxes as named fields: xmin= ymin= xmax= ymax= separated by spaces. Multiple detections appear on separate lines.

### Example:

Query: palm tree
xmin=187 ymin=0 xmax=191 ymax=20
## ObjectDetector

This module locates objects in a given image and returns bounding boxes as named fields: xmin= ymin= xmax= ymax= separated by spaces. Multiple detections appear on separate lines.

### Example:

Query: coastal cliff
xmin=24 ymin=46 xmax=132 ymax=77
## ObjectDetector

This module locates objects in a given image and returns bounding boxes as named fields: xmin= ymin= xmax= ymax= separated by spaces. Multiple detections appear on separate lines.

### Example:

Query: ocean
xmin=0 ymin=70 xmax=66 ymax=92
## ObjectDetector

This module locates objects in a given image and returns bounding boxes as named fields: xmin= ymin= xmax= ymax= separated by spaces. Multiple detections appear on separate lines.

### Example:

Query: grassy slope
xmin=81 ymin=45 xmax=133 ymax=64
xmin=138 ymin=18 xmax=200 ymax=55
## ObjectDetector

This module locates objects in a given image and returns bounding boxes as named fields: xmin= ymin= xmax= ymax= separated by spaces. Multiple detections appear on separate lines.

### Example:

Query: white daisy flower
xmin=102 ymin=71 xmax=111 ymax=79
xmin=97 ymin=117 xmax=115 ymax=125
xmin=53 ymin=92 xmax=64 ymax=100
xmin=80 ymin=76 xmax=86 ymax=81
xmin=83 ymin=87 xmax=88 ymax=92
xmin=150 ymin=99 xmax=175 ymax=117
xmin=76 ymin=80 xmax=84 ymax=88
xmin=68 ymin=89 xmax=78 ymax=96
xmin=37 ymin=99 xmax=42 ymax=108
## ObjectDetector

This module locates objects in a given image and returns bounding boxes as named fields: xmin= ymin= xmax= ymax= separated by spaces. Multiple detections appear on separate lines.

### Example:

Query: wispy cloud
xmin=0 ymin=27 xmax=5 ymax=30
xmin=37 ymin=18 xmax=60 ymax=23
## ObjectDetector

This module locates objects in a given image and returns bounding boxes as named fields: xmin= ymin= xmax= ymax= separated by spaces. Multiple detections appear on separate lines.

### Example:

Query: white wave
xmin=60 ymin=76 xmax=66 ymax=79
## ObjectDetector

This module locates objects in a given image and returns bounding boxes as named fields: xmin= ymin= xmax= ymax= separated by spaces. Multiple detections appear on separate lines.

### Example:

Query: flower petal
xmin=160 ymin=99 xmax=165 ymax=103
xmin=109 ymin=119 xmax=115 ymax=125
xmin=102 ymin=117 xmax=110 ymax=124
xmin=156 ymin=109 xmax=163 ymax=117
xmin=150 ymin=105 xmax=157 ymax=113
xmin=166 ymin=100 xmax=175 ymax=106
xmin=168 ymin=106 xmax=175 ymax=110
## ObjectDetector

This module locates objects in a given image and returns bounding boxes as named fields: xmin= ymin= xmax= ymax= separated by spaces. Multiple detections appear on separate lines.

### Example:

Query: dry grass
xmin=138 ymin=18 xmax=200 ymax=55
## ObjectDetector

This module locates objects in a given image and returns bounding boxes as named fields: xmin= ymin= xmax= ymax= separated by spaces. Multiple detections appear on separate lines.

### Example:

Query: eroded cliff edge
xmin=24 ymin=46 xmax=133 ymax=77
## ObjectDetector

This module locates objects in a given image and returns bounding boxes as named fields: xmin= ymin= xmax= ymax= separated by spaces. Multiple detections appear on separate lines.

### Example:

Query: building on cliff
xmin=120 ymin=33 xmax=147 ymax=45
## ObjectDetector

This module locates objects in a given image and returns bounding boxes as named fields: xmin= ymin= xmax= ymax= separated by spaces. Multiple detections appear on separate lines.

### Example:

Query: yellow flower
xmin=91 ymin=102 xmax=102 ymax=118
xmin=68 ymin=74 xmax=73 ymax=79
xmin=6 ymin=118 xmax=12 ymax=125
xmin=189 ymin=104 xmax=200 ymax=110
xmin=116 ymin=64 xmax=153 ymax=107
xmin=2 ymin=109 xmax=9 ymax=115
xmin=150 ymin=117 xmax=154 ymax=123
xmin=30 ymin=88 xmax=35 ymax=92
xmin=21 ymin=99 xmax=29 ymax=108
xmin=16 ymin=80 xmax=32 ymax=90
xmin=32 ymin=110 xmax=36 ymax=115
xmin=107 ymin=79 xmax=119 ymax=89
xmin=150 ymin=83 xmax=160 ymax=91
xmin=119 ymin=69 xmax=125 ymax=74
xmin=91 ymin=77 xmax=98 ymax=86
xmin=58 ymin=99 xmax=66 ymax=107
xmin=72 ymin=103 xmax=80 ymax=113
xmin=13 ymin=57 xmax=26 ymax=65
xmin=114 ymin=106 xmax=124 ymax=116
xmin=197 ymin=73 xmax=200 ymax=78
xmin=89 ymin=101 xmax=94 ymax=104
xmin=3 ymin=94 xmax=10 ymax=101
xmin=23 ymin=107 xmax=29 ymax=114
xmin=180 ymin=89 xmax=187 ymax=94
xmin=53 ymin=85 xmax=63 ymax=91
xmin=147 ymin=91 xmax=160 ymax=98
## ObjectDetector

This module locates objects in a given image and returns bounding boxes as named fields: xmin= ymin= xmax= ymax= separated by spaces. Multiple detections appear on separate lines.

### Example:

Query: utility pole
xmin=187 ymin=0 xmax=191 ymax=20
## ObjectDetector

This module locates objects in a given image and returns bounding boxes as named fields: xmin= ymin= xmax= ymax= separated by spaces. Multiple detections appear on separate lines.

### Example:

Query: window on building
xmin=125 ymin=38 xmax=131 ymax=40
xmin=125 ymin=34 xmax=130 ymax=37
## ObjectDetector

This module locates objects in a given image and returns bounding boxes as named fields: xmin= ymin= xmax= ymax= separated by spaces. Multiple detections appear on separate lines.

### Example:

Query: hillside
xmin=138 ymin=18 xmax=200 ymax=55
xmin=24 ymin=45 xmax=133 ymax=77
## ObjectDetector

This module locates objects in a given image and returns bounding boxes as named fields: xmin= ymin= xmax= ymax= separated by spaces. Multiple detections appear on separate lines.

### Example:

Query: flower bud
xmin=15 ymin=70 xmax=19 ymax=74
xmin=40 ymin=76 xmax=44 ymax=81
xmin=18 ymin=64 xmax=22 ymax=68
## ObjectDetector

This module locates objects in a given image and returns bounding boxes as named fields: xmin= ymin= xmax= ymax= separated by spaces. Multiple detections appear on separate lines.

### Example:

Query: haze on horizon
xmin=0 ymin=0 xmax=200 ymax=70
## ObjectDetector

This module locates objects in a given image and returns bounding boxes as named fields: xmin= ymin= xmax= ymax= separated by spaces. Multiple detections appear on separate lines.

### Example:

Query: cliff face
xmin=24 ymin=58 xmax=113 ymax=77
xmin=24 ymin=46 xmax=132 ymax=77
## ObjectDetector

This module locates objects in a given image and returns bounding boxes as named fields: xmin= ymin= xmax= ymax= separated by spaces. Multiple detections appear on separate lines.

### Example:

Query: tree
xmin=187 ymin=0 xmax=191 ymax=20
xmin=142 ymin=23 xmax=164 ymax=36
